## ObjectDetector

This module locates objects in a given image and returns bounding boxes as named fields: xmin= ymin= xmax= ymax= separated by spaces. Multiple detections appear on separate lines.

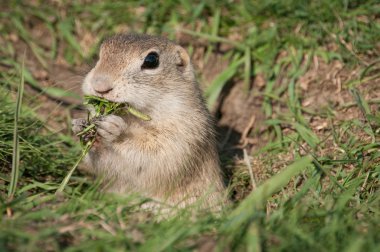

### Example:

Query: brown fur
xmin=73 ymin=34 xmax=226 ymax=209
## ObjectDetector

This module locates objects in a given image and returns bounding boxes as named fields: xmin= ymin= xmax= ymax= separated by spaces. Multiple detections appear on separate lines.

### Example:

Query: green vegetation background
xmin=0 ymin=1 xmax=379 ymax=251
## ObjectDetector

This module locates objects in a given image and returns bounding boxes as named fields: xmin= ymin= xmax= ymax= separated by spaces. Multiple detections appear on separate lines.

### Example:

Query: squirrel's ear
xmin=174 ymin=45 xmax=190 ymax=69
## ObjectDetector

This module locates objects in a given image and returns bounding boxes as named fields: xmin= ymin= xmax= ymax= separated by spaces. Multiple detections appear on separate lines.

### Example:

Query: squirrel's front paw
xmin=72 ymin=118 xmax=87 ymax=135
xmin=95 ymin=115 xmax=127 ymax=143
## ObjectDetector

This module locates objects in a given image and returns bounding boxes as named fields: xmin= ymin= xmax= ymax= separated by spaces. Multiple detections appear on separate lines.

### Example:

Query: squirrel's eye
xmin=141 ymin=52 xmax=159 ymax=69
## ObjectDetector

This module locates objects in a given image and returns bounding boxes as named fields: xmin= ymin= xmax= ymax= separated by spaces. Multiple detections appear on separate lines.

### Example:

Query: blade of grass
xmin=58 ymin=19 xmax=84 ymax=57
xmin=292 ymin=122 xmax=320 ymax=149
xmin=263 ymin=79 xmax=275 ymax=116
xmin=245 ymin=221 xmax=261 ymax=252
xmin=55 ymin=139 xmax=94 ymax=194
xmin=265 ymin=119 xmax=320 ymax=148
xmin=204 ymin=8 xmax=221 ymax=62
xmin=179 ymin=28 xmax=246 ymax=50
xmin=10 ymin=16 xmax=48 ymax=69
xmin=359 ymin=59 xmax=380 ymax=82
xmin=350 ymin=88 xmax=371 ymax=115
xmin=8 ymin=53 xmax=25 ymax=199
xmin=350 ymin=88 xmax=375 ymax=142
xmin=243 ymin=46 xmax=252 ymax=93
xmin=285 ymin=134 xmax=345 ymax=190
xmin=28 ymin=8 xmax=59 ymax=59
xmin=221 ymin=155 xmax=313 ymax=233
xmin=205 ymin=56 xmax=244 ymax=107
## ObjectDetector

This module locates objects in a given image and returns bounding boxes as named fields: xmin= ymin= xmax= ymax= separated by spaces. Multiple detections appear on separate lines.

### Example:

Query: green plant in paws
xmin=56 ymin=95 xmax=151 ymax=194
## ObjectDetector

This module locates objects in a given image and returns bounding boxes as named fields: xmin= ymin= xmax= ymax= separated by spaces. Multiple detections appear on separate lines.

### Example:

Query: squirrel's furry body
xmin=73 ymin=34 xmax=225 ymax=208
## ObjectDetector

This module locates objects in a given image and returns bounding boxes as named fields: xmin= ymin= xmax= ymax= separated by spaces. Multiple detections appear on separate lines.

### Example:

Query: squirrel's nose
xmin=92 ymin=75 xmax=114 ymax=95
xmin=95 ymin=87 xmax=113 ymax=95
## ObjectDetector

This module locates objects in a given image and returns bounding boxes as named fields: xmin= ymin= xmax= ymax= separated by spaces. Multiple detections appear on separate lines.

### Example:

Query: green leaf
xmin=8 ymin=53 xmax=25 ymax=198
xmin=205 ymin=56 xmax=244 ymax=107
xmin=244 ymin=46 xmax=252 ymax=93
xmin=292 ymin=122 xmax=320 ymax=148
xmin=221 ymin=156 xmax=313 ymax=233
xmin=58 ymin=19 xmax=84 ymax=57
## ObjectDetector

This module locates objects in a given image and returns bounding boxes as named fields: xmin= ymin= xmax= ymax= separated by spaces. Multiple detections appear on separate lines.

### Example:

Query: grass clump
xmin=0 ymin=90 xmax=77 ymax=185
xmin=78 ymin=95 xmax=151 ymax=143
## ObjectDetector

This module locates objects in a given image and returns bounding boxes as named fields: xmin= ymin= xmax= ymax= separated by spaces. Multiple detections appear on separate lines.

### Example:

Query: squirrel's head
xmin=82 ymin=34 xmax=199 ymax=118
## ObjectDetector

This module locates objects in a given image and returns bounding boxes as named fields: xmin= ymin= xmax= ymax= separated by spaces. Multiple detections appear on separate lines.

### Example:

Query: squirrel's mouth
xmin=83 ymin=95 xmax=151 ymax=121
xmin=89 ymin=92 xmax=123 ymax=104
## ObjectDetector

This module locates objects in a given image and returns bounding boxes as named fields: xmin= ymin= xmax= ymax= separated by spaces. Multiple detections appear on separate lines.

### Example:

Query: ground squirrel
xmin=72 ymin=34 xmax=226 ymax=209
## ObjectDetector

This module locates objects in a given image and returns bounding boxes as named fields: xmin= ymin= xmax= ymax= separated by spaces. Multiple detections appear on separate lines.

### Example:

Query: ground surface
xmin=0 ymin=1 xmax=379 ymax=251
